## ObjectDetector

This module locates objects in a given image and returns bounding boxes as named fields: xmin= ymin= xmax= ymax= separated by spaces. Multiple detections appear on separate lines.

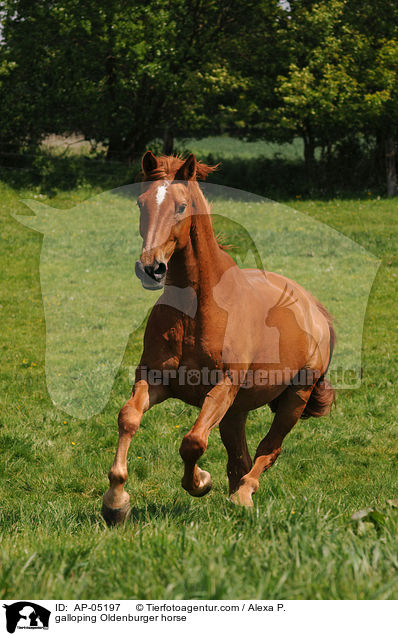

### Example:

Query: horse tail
xmin=301 ymin=311 xmax=335 ymax=419
xmin=300 ymin=375 xmax=335 ymax=419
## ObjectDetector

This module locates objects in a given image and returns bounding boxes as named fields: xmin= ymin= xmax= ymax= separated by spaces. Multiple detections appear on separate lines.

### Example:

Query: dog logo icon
xmin=3 ymin=602 xmax=50 ymax=633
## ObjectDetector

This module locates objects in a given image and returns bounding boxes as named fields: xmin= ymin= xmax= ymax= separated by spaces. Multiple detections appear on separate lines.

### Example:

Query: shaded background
xmin=0 ymin=0 xmax=397 ymax=198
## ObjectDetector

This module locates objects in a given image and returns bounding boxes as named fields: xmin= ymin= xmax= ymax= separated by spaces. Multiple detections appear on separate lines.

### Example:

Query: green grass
xmin=0 ymin=165 xmax=398 ymax=599
xmin=176 ymin=136 xmax=305 ymax=161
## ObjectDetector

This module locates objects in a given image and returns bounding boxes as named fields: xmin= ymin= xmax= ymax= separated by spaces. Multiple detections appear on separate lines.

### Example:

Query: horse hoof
xmin=230 ymin=477 xmax=257 ymax=507
xmin=230 ymin=489 xmax=253 ymax=507
xmin=101 ymin=490 xmax=131 ymax=526
xmin=192 ymin=483 xmax=212 ymax=498
xmin=101 ymin=501 xmax=131 ymax=526
xmin=184 ymin=469 xmax=212 ymax=498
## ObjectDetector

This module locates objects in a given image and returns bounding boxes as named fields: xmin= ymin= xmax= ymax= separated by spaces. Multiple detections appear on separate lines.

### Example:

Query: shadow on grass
xmin=128 ymin=502 xmax=192 ymax=524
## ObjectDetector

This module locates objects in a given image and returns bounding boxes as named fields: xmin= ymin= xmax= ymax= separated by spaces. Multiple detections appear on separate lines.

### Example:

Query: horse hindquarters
xmin=269 ymin=375 xmax=335 ymax=419
xmin=301 ymin=321 xmax=336 ymax=418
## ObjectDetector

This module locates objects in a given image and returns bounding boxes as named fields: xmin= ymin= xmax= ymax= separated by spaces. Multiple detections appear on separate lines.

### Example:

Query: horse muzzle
xmin=135 ymin=259 xmax=167 ymax=290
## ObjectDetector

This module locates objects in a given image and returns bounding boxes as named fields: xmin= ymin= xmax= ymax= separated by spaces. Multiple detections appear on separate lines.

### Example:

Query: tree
xmin=235 ymin=1 xmax=363 ymax=176
xmin=232 ymin=0 xmax=398 ymax=194
xmin=343 ymin=0 xmax=398 ymax=196
xmin=0 ymin=0 xmax=251 ymax=160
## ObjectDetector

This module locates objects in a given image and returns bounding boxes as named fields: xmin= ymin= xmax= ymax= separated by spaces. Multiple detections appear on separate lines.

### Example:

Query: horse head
xmin=135 ymin=151 xmax=217 ymax=290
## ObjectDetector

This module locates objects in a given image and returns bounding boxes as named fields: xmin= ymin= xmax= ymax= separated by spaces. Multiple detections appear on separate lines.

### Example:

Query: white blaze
xmin=156 ymin=182 xmax=169 ymax=207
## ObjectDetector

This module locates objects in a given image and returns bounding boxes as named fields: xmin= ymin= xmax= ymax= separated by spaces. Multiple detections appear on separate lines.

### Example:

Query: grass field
xmin=175 ymin=136 xmax=306 ymax=161
xmin=0 ymin=140 xmax=398 ymax=599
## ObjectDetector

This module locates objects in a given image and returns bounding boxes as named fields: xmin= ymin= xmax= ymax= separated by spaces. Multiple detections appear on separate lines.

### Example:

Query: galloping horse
xmin=102 ymin=152 xmax=335 ymax=524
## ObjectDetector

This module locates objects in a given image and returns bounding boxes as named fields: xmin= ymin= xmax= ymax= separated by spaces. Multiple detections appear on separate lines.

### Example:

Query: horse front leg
xmin=179 ymin=375 xmax=239 ymax=497
xmin=102 ymin=377 xmax=166 ymax=525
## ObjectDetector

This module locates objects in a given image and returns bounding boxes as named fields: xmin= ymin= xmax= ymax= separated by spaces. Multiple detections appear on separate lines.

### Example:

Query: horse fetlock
xmin=108 ymin=466 xmax=128 ymax=486
xmin=179 ymin=433 xmax=206 ymax=463
xmin=254 ymin=447 xmax=281 ymax=472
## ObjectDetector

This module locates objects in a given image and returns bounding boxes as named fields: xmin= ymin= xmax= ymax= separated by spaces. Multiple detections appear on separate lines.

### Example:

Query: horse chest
xmin=165 ymin=328 xmax=221 ymax=370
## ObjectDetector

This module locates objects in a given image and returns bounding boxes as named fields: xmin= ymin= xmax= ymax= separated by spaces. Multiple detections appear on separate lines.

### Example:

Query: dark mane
xmin=142 ymin=154 xmax=218 ymax=182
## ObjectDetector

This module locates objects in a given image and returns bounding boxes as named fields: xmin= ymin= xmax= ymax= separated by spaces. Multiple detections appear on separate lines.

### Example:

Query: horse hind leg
xmin=231 ymin=384 xmax=314 ymax=507
xmin=219 ymin=410 xmax=252 ymax=495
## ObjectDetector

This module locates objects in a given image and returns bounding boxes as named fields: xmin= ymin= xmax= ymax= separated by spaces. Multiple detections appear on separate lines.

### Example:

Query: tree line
xmin=0 ymin=0 xmax=397 ymax=195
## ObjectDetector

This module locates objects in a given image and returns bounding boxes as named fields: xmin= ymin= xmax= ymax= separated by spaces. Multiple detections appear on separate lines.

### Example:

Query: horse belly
xmin=234 ymin=383 xmax=283 ymax=411
xmin=167 ymin=363 xmax=218 ymax=407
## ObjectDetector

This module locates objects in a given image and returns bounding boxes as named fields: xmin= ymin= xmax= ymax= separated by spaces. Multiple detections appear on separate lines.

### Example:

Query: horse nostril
xmin=154 ymin=261 xmax=167 ymax=277
xmin=144 ymin=261 xmax=167 ymax=281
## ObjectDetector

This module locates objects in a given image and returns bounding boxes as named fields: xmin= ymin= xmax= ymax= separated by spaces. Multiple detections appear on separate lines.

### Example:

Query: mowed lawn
xmin=0 ymin=170 xmax=398 ymax=599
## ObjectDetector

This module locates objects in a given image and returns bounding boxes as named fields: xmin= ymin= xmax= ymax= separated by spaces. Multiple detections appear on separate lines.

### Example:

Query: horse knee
xmin=118 ymin=402 xmax=141 ymax=436
xmin=179 ymin=432 xmax=206 ymax=464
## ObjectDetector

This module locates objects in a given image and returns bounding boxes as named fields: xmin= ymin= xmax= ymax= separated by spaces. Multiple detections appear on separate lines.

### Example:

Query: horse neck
xmin=166 ymin=184 xmax=234 ymax=298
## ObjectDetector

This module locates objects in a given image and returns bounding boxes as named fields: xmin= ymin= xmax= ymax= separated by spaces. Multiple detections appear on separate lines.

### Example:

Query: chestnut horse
xmin=102 ymin=152 xmax=335 ymax=524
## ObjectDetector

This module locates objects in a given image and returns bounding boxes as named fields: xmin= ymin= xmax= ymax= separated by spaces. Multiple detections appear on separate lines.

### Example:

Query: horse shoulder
xmin=141 ymin=303 xmax=185 ymax=370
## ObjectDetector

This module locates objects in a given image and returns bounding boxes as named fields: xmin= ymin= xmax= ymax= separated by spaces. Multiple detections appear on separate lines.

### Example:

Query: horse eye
xmin=177 ymin=203 xmax=187 ymax=214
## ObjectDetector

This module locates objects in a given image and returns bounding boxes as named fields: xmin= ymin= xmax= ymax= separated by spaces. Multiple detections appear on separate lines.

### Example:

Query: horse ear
xmin=175 ymin=153 xmax=197 ymax=181
xmin=142 ymin=151 xmax=158 ymax=176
